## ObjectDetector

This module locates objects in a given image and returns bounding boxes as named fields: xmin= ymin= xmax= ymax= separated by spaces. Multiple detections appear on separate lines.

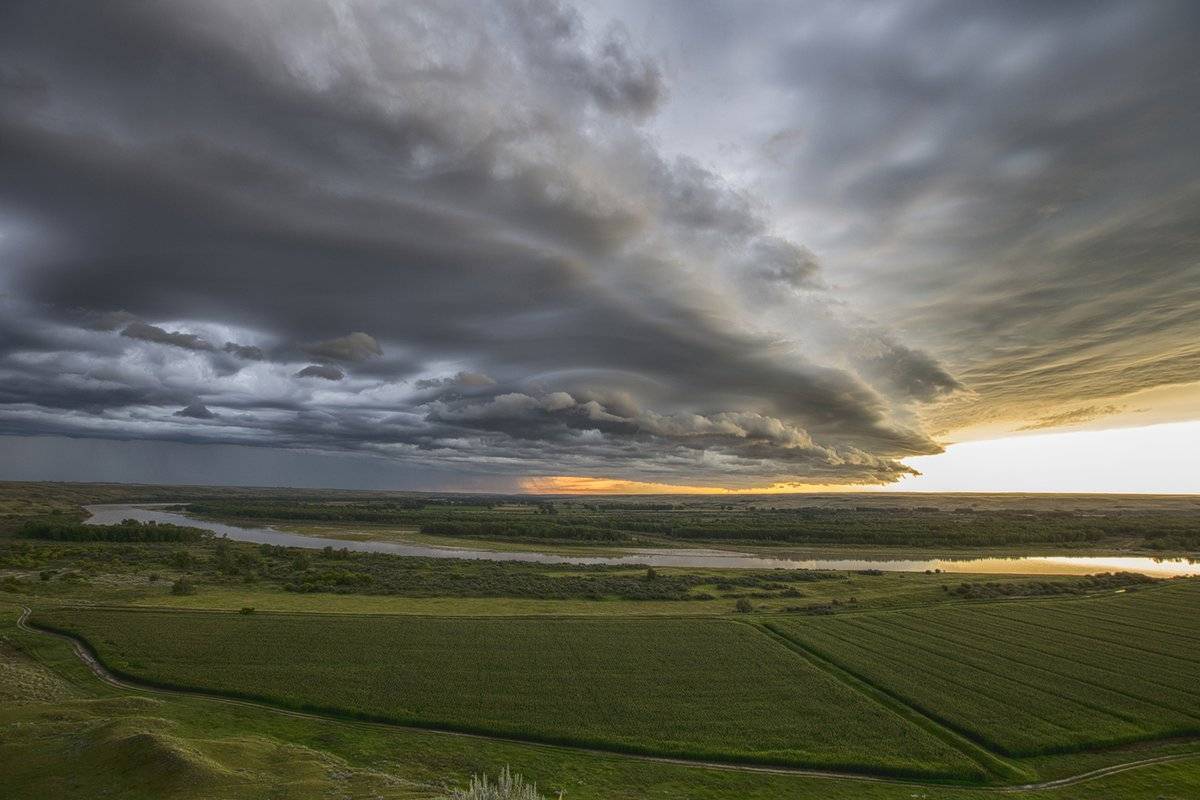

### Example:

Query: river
xmin=83 ymin=503 xmax=1200 ymax=577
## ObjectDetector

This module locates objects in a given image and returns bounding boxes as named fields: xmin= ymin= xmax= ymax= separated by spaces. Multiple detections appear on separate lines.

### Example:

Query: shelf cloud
xmin=0 ymin=0 xmax=1196 ymax=489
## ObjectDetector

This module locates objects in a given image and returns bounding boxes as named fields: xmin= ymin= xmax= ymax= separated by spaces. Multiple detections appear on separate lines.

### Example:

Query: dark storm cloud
xmin=415 ymin=371 xmax=498 ymax=391
xmin=20 ymin=0 xmax=1191 ymax=486
xmin=121 ymin=322 xmax=214 ymax=352
xmin=223 ymin=342 xmax=265 ymax=361
xmin=296 ymin=365 xmax=345 ymax=381
xmin=303 ymin=333 xmax=383 ymax=364
xmin=174 ymin=402 xmax=216 ymax=420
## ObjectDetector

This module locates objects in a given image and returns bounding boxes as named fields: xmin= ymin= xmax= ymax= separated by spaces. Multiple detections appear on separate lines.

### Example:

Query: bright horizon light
xmin=523 ymin=421 xmax=1200 ymax=495
xmin=882 ymin=421 xmax=1200 ymax=494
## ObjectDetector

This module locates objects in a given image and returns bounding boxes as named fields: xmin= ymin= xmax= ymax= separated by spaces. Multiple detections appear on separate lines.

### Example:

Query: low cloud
xmin=223 ymin=341 xmax=265 ymax=360
xmin=415 ymin=371 xmax=498 ymax=391
xmin=121 ymin=322 xmax=214 ymax=352
xmin=174 ymin=402 xmax=216 ymax=419
xmin=303 ymin=332 xmax=382 ymax=364
xmin=295 ymin=364 xmax=345 ymax=381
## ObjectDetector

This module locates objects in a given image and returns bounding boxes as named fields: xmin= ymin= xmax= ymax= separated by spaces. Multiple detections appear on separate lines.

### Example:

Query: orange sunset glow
xmin=519 ymin=476 xmax=863 ymax=495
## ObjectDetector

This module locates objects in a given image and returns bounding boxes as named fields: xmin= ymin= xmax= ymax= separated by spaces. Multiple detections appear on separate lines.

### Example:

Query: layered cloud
xmin=0 ymin=0 xmax=1195 ymax=489
xmin=615 ymin=0 xmax=1200 ymax=437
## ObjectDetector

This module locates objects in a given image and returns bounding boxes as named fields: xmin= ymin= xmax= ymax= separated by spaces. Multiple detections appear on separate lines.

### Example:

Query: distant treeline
xmin=184 ymin=499 xmax=513 ymax=523
xmin=20 ymin=518 xmax=208 ymax=543
xmin=421 ymin=520 xmax=629 ymax=542
xmin=184 ymin=500 xmax=1200 ymax=550
xmin=188 ymin=501 xmax=428 ymax=521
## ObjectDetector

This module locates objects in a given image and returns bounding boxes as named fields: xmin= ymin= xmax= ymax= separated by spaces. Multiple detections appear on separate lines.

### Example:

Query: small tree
xmin=735 ymin=598 xmax=753 ymax=613
xmin=644 ymin=567 xmax=658 ymax=581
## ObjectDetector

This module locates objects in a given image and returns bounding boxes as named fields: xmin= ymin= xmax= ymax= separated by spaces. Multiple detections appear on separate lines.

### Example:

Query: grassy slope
xmin=28 ymin=608 xmax=979 ymax=779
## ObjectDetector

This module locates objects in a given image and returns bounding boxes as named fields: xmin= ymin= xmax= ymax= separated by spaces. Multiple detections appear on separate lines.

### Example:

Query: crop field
xmin=771 ymin=581 xmax=1200 ymax=757
xmin=30 ymin=608 xmax=983 ymax=779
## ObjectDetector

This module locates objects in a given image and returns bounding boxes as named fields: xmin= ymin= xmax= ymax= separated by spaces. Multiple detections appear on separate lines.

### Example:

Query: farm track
xmin=15 ymin=606 xmax=1200 ymax=793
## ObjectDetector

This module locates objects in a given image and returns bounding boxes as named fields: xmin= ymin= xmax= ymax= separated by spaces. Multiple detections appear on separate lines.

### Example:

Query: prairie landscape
xmin=2 ymin=0 xmax=1199 ymax=797
xmin=2 ymin=482 xmax=1198 ymax=798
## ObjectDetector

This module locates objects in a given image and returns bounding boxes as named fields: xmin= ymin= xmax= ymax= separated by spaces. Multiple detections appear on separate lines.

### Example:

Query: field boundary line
xmin=752 ymin=621 xmax=1028 ymax=782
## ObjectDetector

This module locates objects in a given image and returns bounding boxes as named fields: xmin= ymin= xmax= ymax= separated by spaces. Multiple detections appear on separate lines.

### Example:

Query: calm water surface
xmin=84 ymin=503 xmax=1200 ymax=577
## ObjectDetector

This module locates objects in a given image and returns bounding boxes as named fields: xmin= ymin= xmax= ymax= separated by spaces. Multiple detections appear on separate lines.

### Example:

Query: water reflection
xmin=84 ymin=503 xmax=1200 ymax=577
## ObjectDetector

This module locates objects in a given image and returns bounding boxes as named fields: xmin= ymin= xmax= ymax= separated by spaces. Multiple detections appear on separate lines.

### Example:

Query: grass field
xmin=4 ymin=600 xmax=1200 ymax=800
xmin=771 ymin=581 xmax=1200 ymax=757
xmin=4 ymin=483 xmax=1200 ymax=798
xmin=28 ymin=608 xmax=983 ymax=779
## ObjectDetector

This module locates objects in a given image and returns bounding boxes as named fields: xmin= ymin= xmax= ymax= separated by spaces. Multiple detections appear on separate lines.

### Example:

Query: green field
xmin=771 ymin=581 xmax=1200 ymax=756
xmin=29 ymin=608 xmax=983 ymax=779
xmin=4 ymin=599 xmax=1200 ymax=800
xmin=5 ymin=483 xmax=1200 ymax=798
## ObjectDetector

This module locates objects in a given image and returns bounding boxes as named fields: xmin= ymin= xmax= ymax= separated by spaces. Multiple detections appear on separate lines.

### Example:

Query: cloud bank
xmin=0 ymin=0 xmax=1195 ymax=489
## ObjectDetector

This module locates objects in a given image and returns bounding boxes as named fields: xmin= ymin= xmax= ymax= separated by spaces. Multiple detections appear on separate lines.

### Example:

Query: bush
xmin=447 ymin=767 xmax=551 ymax=800
xmin=735 ymin=598 xmax=754 ymax=613
xmin=170 ymin=578 xmax=196 ymax=596
xmin=239 ymin=607 xmax=256 ymax=614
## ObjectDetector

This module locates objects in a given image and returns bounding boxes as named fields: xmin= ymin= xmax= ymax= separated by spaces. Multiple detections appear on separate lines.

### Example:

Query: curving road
xmin=16 ymin=605 xmax=1200 ymax=794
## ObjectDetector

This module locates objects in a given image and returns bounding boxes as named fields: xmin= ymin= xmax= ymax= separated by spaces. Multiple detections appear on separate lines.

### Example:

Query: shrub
xmin=447 ymin=766 xmax=551 ymax=800
xmin=170 ymin=578 xmax=197 ymax=596
xmin=735 ymin=598 xmax=754 ymax=613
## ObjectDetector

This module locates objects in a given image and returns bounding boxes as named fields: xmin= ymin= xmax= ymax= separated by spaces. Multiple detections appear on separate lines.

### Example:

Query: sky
xmin=0 ymin=0 xmax=1197 ymax=493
